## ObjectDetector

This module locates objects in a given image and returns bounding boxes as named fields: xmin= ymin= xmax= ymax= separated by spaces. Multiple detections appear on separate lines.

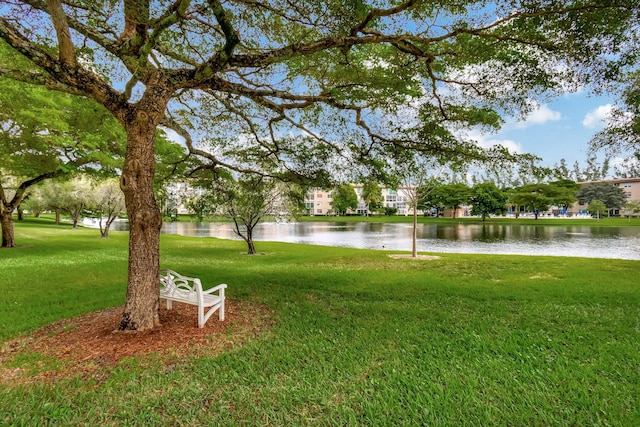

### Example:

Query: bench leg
xmin=198 ymin=305 xmax=205 ymax=328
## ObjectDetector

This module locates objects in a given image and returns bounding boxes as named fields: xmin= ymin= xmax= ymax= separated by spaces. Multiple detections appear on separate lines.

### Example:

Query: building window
xmin=317 ymin=193 xmax=323 ymax=198
xmin=624 ymin=183 xmax=632 ymax=188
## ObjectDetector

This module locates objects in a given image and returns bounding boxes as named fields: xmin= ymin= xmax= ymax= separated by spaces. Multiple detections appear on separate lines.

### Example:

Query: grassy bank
xmin=1 ymin=218 xmax=639 ymax=425
xmin=169 ymin=213 xmax=640 ymax=227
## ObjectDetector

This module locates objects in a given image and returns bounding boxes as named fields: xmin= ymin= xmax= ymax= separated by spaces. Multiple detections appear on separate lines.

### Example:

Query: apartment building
xmin=305 ymin=188 xmax=334 ymax=216
xmin=574 ymin=177 xmax=640 ymax=216
xmin=306 ymin=185 xmax=424 ymax=216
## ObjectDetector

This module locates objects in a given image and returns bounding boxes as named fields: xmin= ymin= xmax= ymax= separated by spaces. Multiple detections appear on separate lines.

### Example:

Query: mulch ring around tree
xmin=0 ymin=299 xmax=273 ymax=386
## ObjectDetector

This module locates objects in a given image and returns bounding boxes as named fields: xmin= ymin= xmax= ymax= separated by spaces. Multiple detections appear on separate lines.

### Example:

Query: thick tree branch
xmin=45 ymin=0 xmax=76 ymax=66
xmin=0 ymin=67 xmax=85 ymax=95
xmin=350 ymin=0 xmax=418 ymax=36
xmin=190 ymin=0 xmax=240 ymax=83
xmin=121 ymin=0 xmax=149 ymax=48
xmin=0 ymin=18 xmax=127 ymax=117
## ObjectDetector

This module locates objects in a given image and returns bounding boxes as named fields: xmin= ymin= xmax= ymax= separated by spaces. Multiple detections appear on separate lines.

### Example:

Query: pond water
xmin=110 ymin=220 xmax=640 ymax=260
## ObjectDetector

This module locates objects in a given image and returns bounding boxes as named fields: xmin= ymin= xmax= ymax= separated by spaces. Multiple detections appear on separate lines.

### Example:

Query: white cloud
xmin=582 ymin=104 xmax=613 ymax=128
xmin=512 ymin=104 xmax=562 ymax=129
xmin=463 ymin=129 xmax=523 ymax=154
xmin=158 ymin=126 xmax=186 ymax=145
xmin=478 ymin=137 xmax=523 ymax=154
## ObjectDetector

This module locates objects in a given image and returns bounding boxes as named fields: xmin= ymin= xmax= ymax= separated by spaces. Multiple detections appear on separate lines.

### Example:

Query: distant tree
xmin=507 ymin=181 xmax=578 ymax=219
xmin=569 ymin=153 xmax=614 ymax=182
xmin=613 ymin=155 xmax=640 ymax=178
xmin=401 ymin=168 xmax=430 ymax=257
xmin=46 ymin=176 xmax=93 ymax=229
xmin=360 ymin=180 xmax=383 ymax=216
xmin=425 ymin=183 xmax=472 ymax=219
xmin=553 ymin=158 xmax=572 ymax=181
xmin=331 ymin=184 xmax=358 ymax=216
xmin=420 ymin=183 xmax=446 ymax=217
xmin=469 ymin=183 xmax=507 ymax=221
xmin=87 ymin=178 xmax=126 ymax=238
xmin=550 ymin=180 xmax=581 ymax=214
xmin=384 ymin=207 xmax=398 ymax=216
xmin=623 ymin=200 xmax=640 ymax=219
xmin=576 ymin=182 xmax=628 ymax=212
xmin=583 ymin=153 xmax=611 ymax=181
xmin=186 ymin=194 xmax=215 ymax=222
xmin=221 ymin=176 xmax=280 ymax=255
xmin=190 ymin=173 xmax=298 ymax=254
xmin=19 ymin=184 xmax=49 ymax=218
xmin=588 ymin=200 xmax=608 ymax=218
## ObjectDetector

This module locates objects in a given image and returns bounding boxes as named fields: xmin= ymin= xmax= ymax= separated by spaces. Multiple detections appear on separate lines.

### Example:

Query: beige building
xmin=305 ymin=188 xmax=334 ymax=216
xmin=574 ymin=177 xmax=640 ymax=216
xmin=306 ymin=185 xmax=425 ymax=216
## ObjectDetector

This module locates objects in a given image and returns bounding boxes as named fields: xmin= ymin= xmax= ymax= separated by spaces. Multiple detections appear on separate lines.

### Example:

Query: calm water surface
xmin=133 ymin=221 xmax=640 ymax=260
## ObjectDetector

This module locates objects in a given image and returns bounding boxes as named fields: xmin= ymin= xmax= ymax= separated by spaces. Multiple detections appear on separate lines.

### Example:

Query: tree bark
xmin=118 ymin=108 xmax=165 ymax=331
xmin=412 ymin=199 xmax=418 ymax=258
xmin=100 ymin=216 xmax=116 ymax=238
xmin=1 ymin=211 xmax=16 ymax=248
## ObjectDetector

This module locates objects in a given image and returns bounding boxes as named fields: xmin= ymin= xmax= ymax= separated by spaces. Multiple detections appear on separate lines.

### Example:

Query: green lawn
xmin=1 ymin=218 xmax=639 ymax=425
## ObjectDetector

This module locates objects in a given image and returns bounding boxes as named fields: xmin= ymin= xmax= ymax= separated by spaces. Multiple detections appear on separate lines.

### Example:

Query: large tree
xmin=1 ymin=1 xmax=637 ymax=331
xmin=424 ymin=183 xmax=472 ymax=219
xmin=87 ymin=178 xmax=126 ymax=238
xmin=576 ymin=182 xmax=628 ymax=211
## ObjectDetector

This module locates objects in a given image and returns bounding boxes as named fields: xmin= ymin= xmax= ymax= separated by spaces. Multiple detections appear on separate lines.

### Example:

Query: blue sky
xmin=474 ymin=91 xmax=617 ymax=169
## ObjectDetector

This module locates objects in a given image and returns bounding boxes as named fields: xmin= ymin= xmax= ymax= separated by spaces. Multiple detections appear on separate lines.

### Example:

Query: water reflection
xmin=111 ymin=220 xmax=640 ymax=260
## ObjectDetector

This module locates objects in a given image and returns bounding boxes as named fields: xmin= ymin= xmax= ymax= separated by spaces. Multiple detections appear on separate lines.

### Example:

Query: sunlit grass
xmin=1 ymin=218 xmax=638 ymax=425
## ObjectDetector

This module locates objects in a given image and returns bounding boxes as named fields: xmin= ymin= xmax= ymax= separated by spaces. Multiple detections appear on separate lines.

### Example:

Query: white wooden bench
xmin=159 ymin=270 xmax=227 ymax=328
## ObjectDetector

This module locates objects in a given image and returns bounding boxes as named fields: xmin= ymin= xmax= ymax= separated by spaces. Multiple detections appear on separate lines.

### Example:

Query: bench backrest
xmin=160 ymin=270 xmax=205 ymax=303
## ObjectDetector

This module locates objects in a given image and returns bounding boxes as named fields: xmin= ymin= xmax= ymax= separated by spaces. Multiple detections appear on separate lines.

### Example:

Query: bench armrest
xmin=202 ymin=283 xmax=227 ymax=295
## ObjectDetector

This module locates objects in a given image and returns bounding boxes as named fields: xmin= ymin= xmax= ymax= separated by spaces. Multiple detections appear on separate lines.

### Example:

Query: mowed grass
xmin=1 ymin=218 xmax=639 ymax=426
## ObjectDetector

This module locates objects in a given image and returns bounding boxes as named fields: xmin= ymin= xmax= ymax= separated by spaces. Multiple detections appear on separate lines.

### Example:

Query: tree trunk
xmin=118 ymin=108 xmax=165 ymax=331
xmin=55 ymin=210 xmax=61 ymax=224
xmin=101 ymin=216 xmax=116 ymax=239
xmin=17 ymin=207 xmax=24 ymax=221
xmin=1 ymin=210 xmax=16 ymax=248
xmin=412 ymin=199 xmax=418 ymax=257
xmin=245 ymin=223 xmax=256 ymax=254
xmin=246 ymin=238 xmax=256 ymax=255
